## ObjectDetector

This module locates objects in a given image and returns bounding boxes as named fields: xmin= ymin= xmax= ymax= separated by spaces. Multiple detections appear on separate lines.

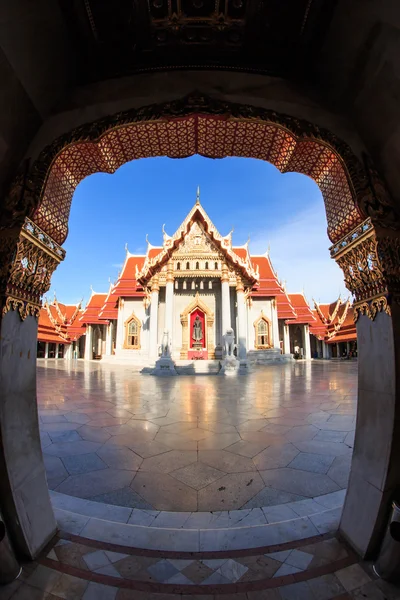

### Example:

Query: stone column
xmin=84 ymin=325 xmax=93 ymax=361
xmin=283 ymin=324 xmax=291 ymax=354
xmin=221 ymin=264 xmax=231 ymax=337
xmin=149 ymin=276 xmax=160 ymax=360
xmin=271 ymin=299 xmax=280 ymax=349
xmin=0 ymin=310 xmax=57 ymax=558
xmin=336 ymin=342 xmax=340 ymax=358
xmin=64 ymin=344 xmax=72 ymax=360
xmin=346 ymin=341 xmax=351 ymax=355
xmin=105 ymin=321 xmax=113 ymax=356
xmin=44 ymin=342 xmax=49 ymax=359
xmin=236 ymin=277 xmax=247 ymax=361
xmin=322 ymin=341 xmax=330 ymax=359
xmin=55 ymin=343 xmax=59 ymax=359
xmin=303 ymin=324 xmax=311 ymax=359
xmin=165 ymin=261 xmax=174 ymax=344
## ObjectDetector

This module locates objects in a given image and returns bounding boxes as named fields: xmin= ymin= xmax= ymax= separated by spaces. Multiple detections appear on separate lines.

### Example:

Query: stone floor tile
xmin=198 ymin=450 xmax=257 ymax=473
xmin=127 ymin=508 xmax=159 ymax=525
xmin=327 ymin=454 xmax=352 ymax=487
xmin=247 ymin=589 xmax=281 ymax=600
xmin=314 ymin=489 xmax=346 ymax=508
xmin=96 ymin=445 xmax=143 ymax=471
xmin=171 ymin=462 xmax=225 ymax=490
xmin=27 ymin=565 xmax=62 ymax=592
xmin=181 ymin=561 xmax=214 ymax=583
xmin=44 ymin=441 xmax=102 ymax=457
xmin=44 ymin=455 xmax=69 ymax=481
xmin=154 ymin=432 xmax=198 ymax=450
xmin=242 ymin=487 xmax=306 ymax=509
xmin=82 ymin=582 xmax=117 ymax=600
xmin=167 ymin=559 xmax=194 ymax=571
xmin=288 ymin=452 xmax=336 ymax=474
xmin=139 ymin=450 xmax=197 ymax=473
xmin=260 ymin=468 xmax=340 ymax=497
xmin=127 ymin=441 xmax=171 ymax=458
xmin=49 ymin=430 xmax=83 ymax=443
xmin=285 ymin=549 xmax=313 ymax=570
xmin=314 ymin=430 xmax=347 ymax=443
xmin=113 ymin=556 xmax=155 ymax=580
xmin=0 ymin=579 xmax=21 ymax=600
xmin=307 ymin=574 xmax=346 ymax=599
xmin=217 ymin=559 xmax=248 ymax=582
xmin=278 ymin=581 xmax=315 ymax=600
xmin=252 ymin=444 xmax=300 ymax=470
xmin=8 ymin=583 xmax=57 ymax=600
xmin=62 ymin=453 xmax=108 ymax=475
xmin=284 ymin=424 xmax=319 ymax=442
xmin=82 ymin=549 xmax=110 ymax=571
xmin=56 ymin=469 xmax=135 ymax=499
xmin=224 ymin=440 xmax=269 ymax=458
xmin=294 ymin=440 xmax=352 ymax=456
xmin=197 ymin=420 xmax=238 ymax=433
xmin=147 ymin=559 xmax=179 ymax=582
xmin=77 ymin=426 xmax=112 ymax=443
xmin=50 ymin=573 xmax=89 ymax=599
xmin=309 ymin=507 xmax=342 ymax=533
xmin=335 ymin=564 xmax=372 ymax=591
xmin=262 ymin=504 xmax=299 ymax=523
xmin=198 ymin=472 xmax=265 ymax=511
xmin=236 ymin=554 xmax=280 ymax=577
xmin=53 ymin=509 xmax=90 ymax=535
xmin=201 ymin=571 xmax=231 ymax=585
xmin=95 ymin=564 xmax=122 ymax=578
xmin=131 ymin=472 xmax=198 ymax=511
xmin=197 ymin=432 xmax=242 ymax=450
xmin=91 ymin=487 xmax=153 ymax=509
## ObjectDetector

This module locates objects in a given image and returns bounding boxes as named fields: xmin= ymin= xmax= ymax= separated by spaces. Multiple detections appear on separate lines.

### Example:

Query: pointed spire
xmin=196 ymin=185 xmax=200 ymax=204
xmin=125 ymin=242 xmax=129 ymax=254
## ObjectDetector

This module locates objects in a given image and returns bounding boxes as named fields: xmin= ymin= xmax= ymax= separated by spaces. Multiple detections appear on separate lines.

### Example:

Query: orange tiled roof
xmin=79 ymin=292 xmax=108 ymax=325
xmin=38 ymin=299 xmax=84 ymax=344
xmin=287 ymin=293 xmax=316 ymax=325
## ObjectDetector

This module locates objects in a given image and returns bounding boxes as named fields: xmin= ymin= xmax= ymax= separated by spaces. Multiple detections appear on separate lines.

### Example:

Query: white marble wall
xmin=248 ymin=298 xmax=274 ymax=349
xmin=115 ymin=298 xmax=150 ymax=357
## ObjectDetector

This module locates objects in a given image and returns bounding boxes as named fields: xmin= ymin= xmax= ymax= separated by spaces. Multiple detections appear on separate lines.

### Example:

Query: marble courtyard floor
xmin=38 ymin=360 xmax=357 ymax=512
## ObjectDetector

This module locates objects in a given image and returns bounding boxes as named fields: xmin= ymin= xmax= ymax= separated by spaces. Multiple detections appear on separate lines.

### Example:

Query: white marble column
xmin=271 ymin=300 xmax=280 ymax=349
xmin=105 ymin=321 xmax=113 ymax=356
xmin=44 ymin=342 xmax=49 ymax=359
xmin=55 ymin=343 xmax=59 ymax=359
xmin=0 ymin=310 xmax=56 ymax=558
xmin=336 ymin=342 xmax=340 ymax=358
xmin=149 ymin=276 xmax=160 ymax=360
xmin=64 ymin=344 xmax=72 ymax=360
xmin=346 ymin=341 xmax=351 ymax=355
xmin=165 ymin=261 xmax=174 ymax=344
xmin=283 ymin=324 xmax=291 ymax=354
xmin=84 ymin=324 xmax=93 ymax=361
xmin=221 ymin=264 xmax=231 ymax=337
xmin=303 ymin=324 xmax=311 ymax=359
xmin=236 ymin=277 xmax=247 ymax=361
xmin=322 ymin=341 xmax=330 ymax=359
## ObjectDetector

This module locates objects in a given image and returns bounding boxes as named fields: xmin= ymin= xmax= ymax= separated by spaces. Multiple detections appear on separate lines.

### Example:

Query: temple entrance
xmin=0 ymin=93 xmax=399 ymax=569
xmin=180 ymin=292 xmax=215 ymax=359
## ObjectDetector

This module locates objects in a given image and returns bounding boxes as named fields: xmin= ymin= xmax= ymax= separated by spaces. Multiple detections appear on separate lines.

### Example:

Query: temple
xmin=37 ymin=198 xmax=357 ymax=364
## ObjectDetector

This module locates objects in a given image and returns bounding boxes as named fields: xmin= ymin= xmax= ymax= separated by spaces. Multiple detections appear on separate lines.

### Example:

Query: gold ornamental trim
xmin=2 ymin=296 xmax=41 ymax=320
xmin=354 ymin=296 xmax=391 ymax=322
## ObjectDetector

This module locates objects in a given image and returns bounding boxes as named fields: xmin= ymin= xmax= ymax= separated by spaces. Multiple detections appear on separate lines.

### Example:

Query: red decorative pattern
xmin=33 ymin=113 xmax=362 ymax=247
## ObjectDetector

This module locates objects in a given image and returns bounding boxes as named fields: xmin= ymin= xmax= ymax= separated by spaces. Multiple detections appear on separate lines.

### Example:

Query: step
xmin=175 ymin=360 xmax=221 ymax=374
xmin=50 ymin=490 xmax=344 ymax=553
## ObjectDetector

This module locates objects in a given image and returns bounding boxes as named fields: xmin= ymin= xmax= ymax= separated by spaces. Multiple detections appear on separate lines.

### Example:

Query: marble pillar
xmin=44 ymin=343 xmax=49 ymax=359
xmin=303 ymin=324 xmax=311 ymax=360
xmin=55 ymin=343 xmax=59 ymax=359
xmin=322 ymin=341 xmax=330 ymax=359
xmin=149 ymin=276 xmax=160 ymax=360
xmin=165 ymin=261 xmax=174 ymax=342
xmin=340 ymin=308 xmax=400 ymax=557
xmin=64 ymin=344 xmax=72 ymax=360
xmin=271 ymin=300 xmax=280 ymax=349
xmin=347 ymin=341 xmax=351 ymax=355
xmin=221 ymin=264 xmax=231 ymax=336
xmin=336 ymin=343 xmax=340 ymax=358
xmin=0 ymin=310 xmax=56 ymax=558
xmin=236 ymin=278 xmax=247 ymax=361
xmin=283 ymin=324 xmax=291 ymax=354
xmin=84 ymin=325 xmax=93 ymax=361
xmin=105 ymin=321 xmax=113 ymax=356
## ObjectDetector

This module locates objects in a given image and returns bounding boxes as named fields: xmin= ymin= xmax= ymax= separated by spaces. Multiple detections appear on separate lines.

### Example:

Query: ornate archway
xmin=0 ymin=93 xmax=400 ymax=561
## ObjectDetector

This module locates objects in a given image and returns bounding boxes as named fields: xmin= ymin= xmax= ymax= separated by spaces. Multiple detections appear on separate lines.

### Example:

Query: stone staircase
xmin=175 ymin=360 xmax=221 ymax=375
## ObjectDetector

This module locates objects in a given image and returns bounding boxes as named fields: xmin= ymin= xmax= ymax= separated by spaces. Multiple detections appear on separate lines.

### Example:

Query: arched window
xmin=177 ymin=262 xmax=181 ymax=270
xmin=124 ymin=314 xmax=141 ymax=349
xmin=186 ymin=261 xmax=190 ymax=270
xmin=205 ymin=261 xmax=208 ymax=270
xmin=254 ymin=315 xmax=271 ymax=349
xmin=196 ymin=261 xmax=199 ymax=270
xmin=214 ymin=262 xmax=218 ymax=270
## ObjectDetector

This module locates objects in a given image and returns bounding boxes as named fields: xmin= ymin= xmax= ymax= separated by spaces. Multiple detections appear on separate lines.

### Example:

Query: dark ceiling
xmin=59 ymin=0 xmax=337 ymax=83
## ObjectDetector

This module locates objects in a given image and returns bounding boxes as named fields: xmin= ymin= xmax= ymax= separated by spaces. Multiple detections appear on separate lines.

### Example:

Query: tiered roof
xmin=311 ymin=298 xmax=356 ymax=343
xmin=287 ymin=293 xmax=317 ymax=325
xmin=37 ymin=297 xmax=84 ymax=344
xmin=79 ymin=291 xmax=108 ymax=325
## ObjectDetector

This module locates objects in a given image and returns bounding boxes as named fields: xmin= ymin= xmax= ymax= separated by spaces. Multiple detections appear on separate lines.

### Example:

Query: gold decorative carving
xmin=180 ymin=292 xmax=215 ymax=359
xmin=354 ymin=296 xmax=391 ymax=322
xmin=2 ymin=296 xmax=40 ymax=320
xmin=2 ymin=217 xmax=65 ymax=320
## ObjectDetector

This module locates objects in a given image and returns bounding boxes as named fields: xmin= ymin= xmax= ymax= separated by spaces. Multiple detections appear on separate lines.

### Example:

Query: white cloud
xmin=249 ymin=202 xmax=349 ymax=304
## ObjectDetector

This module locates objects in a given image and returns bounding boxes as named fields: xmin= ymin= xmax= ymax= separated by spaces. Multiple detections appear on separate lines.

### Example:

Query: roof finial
xmin=125 ymin=242 xmax=129 ymax=254
xmin=196 ymin=185 xmax=200 ymax=204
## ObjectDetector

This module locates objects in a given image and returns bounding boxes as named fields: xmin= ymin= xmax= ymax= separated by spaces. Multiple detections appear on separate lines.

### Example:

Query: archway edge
xmin=30 ymin=92 xmax=382 ymax=246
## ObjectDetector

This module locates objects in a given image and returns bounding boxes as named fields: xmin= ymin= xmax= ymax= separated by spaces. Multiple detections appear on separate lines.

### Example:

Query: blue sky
xmin=50 ymin=155 xmax=348 ymax=306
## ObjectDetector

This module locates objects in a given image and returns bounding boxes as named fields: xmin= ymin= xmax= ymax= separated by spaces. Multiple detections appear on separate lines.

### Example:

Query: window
xmin=255 ymin=316 xmax=271 ymax=349
xmin=205 ymin=261 xmax=208 ymax=270
xmin=196 ymin=261 xmax=199 ymax=270
xmin=186 ymin=261 xmax=190 ymax=270
xmin=124 ymin=314 xmax=141 ymax=349
xmin=177 ymin=262 xmax=181 ymax=270
xmin=214 ymin=262 xmax=218 ymax=270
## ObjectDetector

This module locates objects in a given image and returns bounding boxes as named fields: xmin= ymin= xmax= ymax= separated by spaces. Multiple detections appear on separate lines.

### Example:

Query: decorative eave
xmin=136 ymin=201 xmax=259 ymax=285
xmin=328 ymin=297 xmax=342 ymax=323
xmin=313 ymin=299 xmax=329 ymax=325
